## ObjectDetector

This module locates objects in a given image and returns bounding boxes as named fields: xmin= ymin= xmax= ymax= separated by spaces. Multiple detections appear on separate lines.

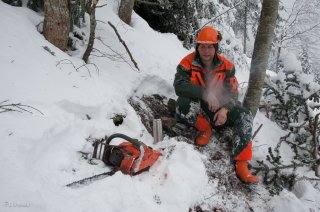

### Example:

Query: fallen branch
xmin=108 ymin=21 xmax=140 ymax=72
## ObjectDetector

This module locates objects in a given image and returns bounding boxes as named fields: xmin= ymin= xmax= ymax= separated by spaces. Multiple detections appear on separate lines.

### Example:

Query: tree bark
xmin=243 ymin=0 xmax=279 ymax=117
xmin=275 ymin=45 xmax=281 ymax=72
xmin=312 ymin=114 xmax=319 ymax=177
xmin=243 ymin=1 xmax=247 ymax=54
xmin=43 ymin=0 xmax=70 ymax=51
xmin=119 ymin=0 xmax=135 ymax=24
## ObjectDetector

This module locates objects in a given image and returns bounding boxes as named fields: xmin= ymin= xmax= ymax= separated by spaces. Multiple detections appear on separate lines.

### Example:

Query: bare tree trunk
xmin=243 ymin=1 xmax=247 ymax=54
xmin=82 ymin=0 xmax=98 ymax=63
xmin=119 ymin=0 xmax=135 ymax=24
xmin=43 ymin=0 xmax=70 ymax=51
xmin=275 ymin=33 xmax=283 ymax=73
xmin=243 ymin=0 xmax=279 ymax=117
xmin=275 ymin=45 xmax=281 ymax=72
xmin=312 ymin=114 xmax=319 ymax=177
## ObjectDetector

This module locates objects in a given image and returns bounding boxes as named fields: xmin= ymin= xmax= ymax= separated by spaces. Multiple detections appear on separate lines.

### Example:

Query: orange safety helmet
xmin=196 ymin=26 xmax=221 ymax=44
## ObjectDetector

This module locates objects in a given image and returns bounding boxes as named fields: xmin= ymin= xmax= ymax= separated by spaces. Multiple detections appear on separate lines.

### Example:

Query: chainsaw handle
xmin=105 ymin=133 xmax=143 ymax=148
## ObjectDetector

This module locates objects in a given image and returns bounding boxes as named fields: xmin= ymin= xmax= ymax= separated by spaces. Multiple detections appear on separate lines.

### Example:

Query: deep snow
xmin=0 ymin=1 xmax=319 ymax=211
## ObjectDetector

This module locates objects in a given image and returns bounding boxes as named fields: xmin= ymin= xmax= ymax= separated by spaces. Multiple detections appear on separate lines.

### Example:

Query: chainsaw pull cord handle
xmin=105 ymin=133 xmax=145 ymax=173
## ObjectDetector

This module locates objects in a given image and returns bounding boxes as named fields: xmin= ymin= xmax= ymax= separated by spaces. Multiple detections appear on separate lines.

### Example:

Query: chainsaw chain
xmin=66 ymin=169 xmax=116 ymax=188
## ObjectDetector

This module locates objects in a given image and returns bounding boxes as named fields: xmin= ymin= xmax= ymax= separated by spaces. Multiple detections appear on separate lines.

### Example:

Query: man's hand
xmin=213 ymin=107 xmax=229 ymax=126
xmin=206 ymin=92 xmax=220 ymax=112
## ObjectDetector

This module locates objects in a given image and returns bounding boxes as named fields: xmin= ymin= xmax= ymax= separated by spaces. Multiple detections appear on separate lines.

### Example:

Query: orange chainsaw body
xmin=102 ymin=134 xmax=161 ymax=175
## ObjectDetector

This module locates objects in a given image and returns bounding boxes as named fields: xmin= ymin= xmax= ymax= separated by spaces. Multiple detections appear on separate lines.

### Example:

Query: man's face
xmin=198 ymin=44 xmax=216 ymax=64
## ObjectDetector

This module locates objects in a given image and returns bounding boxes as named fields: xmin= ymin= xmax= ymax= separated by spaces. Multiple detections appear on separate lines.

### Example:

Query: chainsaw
xmin=101 ymin=133 xmax=161 ymax=175
xmin=67 ymin=133 xmax=161 ymax=188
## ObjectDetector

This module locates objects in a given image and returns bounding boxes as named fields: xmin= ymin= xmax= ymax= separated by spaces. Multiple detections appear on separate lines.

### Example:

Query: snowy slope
xmin=0 ymin=1 xmax=319 ymax=211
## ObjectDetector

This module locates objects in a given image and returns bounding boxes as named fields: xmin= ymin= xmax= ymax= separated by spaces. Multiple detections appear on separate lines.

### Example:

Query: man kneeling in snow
xmin=173 ymin=26 xmax=259 ymax=183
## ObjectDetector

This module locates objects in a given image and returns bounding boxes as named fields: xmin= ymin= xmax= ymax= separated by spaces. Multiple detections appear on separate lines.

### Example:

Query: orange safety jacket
xmin=174 ymin=51 xmax=239 ymax=110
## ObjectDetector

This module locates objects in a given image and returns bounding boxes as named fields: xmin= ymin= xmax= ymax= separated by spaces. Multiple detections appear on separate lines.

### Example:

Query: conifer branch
xmin=197 ymin=0 xmax=245 ymax=31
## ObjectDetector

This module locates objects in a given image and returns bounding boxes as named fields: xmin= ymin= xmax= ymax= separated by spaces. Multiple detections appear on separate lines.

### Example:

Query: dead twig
xmin=56 ymin=59 xmax=99 ymax=77
xmin=135 ymin=0 xmax=163 ymax=6
xmin=36 ymin=21 xmax=43 ymax=33
xmin=92 ymin=47 xmax=125 ymax=61
xmin=296 ymin=176 xmax=320 ymax=182
xmin=96 ymin=37 xmax=139 ymax=71
xmin=95 ymin=3 xmax=107 ymax=8
xmin=96 ymin=20 xmax=107 ymax=24
xmin=56 ymin=59 xmax=77 ymax=69
xmin=252 ymin=123 xmax=263 ymax=140
xmin=0 ymin=100 xmax=44 ymax=115
xmin=107 ymin=21 xmax=140 ymax=72
xmin=76 ymin=63 xmax=99 ymax=77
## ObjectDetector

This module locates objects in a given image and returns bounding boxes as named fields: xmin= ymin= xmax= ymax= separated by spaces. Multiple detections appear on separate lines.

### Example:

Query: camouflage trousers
xmin=175 ymin=97 xmax=253 ymax=160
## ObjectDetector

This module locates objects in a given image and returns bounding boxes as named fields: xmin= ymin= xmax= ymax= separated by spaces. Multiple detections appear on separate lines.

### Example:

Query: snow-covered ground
xmin=0 ymin=1 xmax=319 ymax=211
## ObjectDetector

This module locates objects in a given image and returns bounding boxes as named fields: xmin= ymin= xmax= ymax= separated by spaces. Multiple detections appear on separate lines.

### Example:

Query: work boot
xmin=195 ymin=115 xmax=212 ymax=146
xmin=235 ymin=160 xmax=259 ymax=183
